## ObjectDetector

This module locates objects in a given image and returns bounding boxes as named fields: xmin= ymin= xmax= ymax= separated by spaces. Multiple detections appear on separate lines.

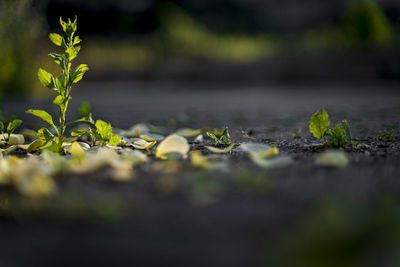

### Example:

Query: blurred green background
xmin=0 ymin=0 xmax=399 ymax=97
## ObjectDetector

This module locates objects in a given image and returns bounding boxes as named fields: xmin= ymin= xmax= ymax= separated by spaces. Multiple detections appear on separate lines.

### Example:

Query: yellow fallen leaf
xmin=190 ymin=151 xmax=214 ymax=169
xmin=156 ymin=134 xmax=190 ymax=159
xmin=16 ymin=173 xmax=56 ymax=198
xmin=111 ymin=159 xmax=134 ymax=182
xmin=27 ymin=139 xmax=46 ymax=153
xmin=251 ymin=146 xmax=279 ymax=158
xmin=131 ymin=138 xmax=157 ymax=150
xmin=140 ymin=134 xmax=164 ymax=142
xmin=121 ymin=149 xmax=148 ymax=165
xmin=250 ymin=156 xmax=293 ymax=169
xmin=175 ymin=128 xmax=202 ymax=138
xmin=67 ymin=141 xmax=86 ymax=159
xmin=0 ymin=134 xmax=25 ymax=146
xmin=315 ymin=150 xmax=349 ymax=168
xmin=205 ymin=143 xmax=235 ymax=154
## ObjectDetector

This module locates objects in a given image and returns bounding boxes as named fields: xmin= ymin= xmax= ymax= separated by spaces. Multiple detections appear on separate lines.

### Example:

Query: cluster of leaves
xmin=72 ymin=120 xmax=120 ymax=147
xmin=377 ymin=130 xmax=397 ymax=142
xmin=309 ymin=109 xmax=356 ymax=148
xmin=207 ymin=127 xmax=231 ymax=146
xmin=25 ymin=17 xmax=119 ymax=153
xmin=0 ymin=119 xmax=22 ymax=144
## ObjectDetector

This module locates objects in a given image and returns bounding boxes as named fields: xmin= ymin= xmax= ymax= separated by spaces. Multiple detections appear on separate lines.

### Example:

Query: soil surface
xmin=1 ymin=81 xmax=400 ymax=267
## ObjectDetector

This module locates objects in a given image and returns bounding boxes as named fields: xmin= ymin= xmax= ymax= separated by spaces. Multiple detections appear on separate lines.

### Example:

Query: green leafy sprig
xmin=26 ymin=17 xmax=89 ymax=153
xmin=309 ymin=109 xmax=356 ymax=148
xmin=207 ymin=127 xmax=232 ymax=146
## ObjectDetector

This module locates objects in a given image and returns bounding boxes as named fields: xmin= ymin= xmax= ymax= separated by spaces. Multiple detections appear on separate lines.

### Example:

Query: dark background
xmin=1 ymin=0 xmax=400 ymax=97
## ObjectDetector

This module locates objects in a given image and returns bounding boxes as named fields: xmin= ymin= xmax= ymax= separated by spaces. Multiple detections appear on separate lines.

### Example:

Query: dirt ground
xmin=1 ymin=81 xmax=400 ymax=266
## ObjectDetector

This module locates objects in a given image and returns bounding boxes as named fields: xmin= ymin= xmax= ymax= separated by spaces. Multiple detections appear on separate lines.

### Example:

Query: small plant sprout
xmin=0 ymin=119 xmax=22 ymax=144
xmin=26 ymin=17 xmax=89 ymax=153
xmin=309 ymin=109 xmax=356 ymax=148
xmin=71 ymin=120 xmax=120 ymax=147
xmin=207 ymin=127 xmax=232 ymax=146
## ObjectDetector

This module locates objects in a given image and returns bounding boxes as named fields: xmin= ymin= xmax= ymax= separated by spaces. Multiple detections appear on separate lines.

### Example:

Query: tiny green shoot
xmin=309 ymin=109 xmax=355 ymax=148
xmin=0 ymin=119 xmax=22 ymax=143
xmin=292 ymin=128 xmax=302 ymax=139
xmin=71 ymin=120 xmax=120 ymax=146
xmin=207 ymin=127 xmax=231 ymax=145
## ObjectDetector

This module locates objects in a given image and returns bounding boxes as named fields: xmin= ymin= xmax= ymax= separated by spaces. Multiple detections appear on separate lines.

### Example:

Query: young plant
xmin=26 ymin=17 xmax=89 ymax=153
xmin=207 ymin=127 xmax=231 ymax=146
xmin=309 ymin=109 xmax=355 ymax=148
xmin=0 ymin=119 xmax=22 ymax=143
xmin=71 ymin=120 xmax=120 ymax=147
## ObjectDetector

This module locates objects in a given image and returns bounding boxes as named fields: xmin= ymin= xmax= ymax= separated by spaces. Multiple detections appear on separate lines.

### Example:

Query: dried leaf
xmin=156 ymin=134 xmax=190 ymax=159
xmin=315 ymin=150 xmax=349 ymax=168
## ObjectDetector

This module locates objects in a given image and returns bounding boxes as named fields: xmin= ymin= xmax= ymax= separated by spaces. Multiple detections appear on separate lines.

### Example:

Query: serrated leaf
xmin=95 ymin=120 xmax=112 ymax=139
xmin=7 ymin=120 xmax=22 ymax=134
xmin=109 ymin=133 xmax=120 ymax=146
xmin=49 ymin=33 xmax=64 ymax=46
xmin=71 ymin=64 xmax=89 ymax=83
xmin=26 ymin=110 xmax=58 ymax=134
xmin=38 ymin=69 xmax=56 ymax=90
xmin=309 ymin=109 xmax=330 ymax=139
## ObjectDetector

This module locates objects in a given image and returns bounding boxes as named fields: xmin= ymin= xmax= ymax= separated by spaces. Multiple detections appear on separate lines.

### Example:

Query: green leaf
xmin=326 ymin=124 xmax=347 ymax=148
xmin=37 ymin=128 xmax=54 ymax=142
xmin=49 ymin=33 xmax=64 ymax=46
xmin=206 ymin=132 xmax=219 ymax=143
xmin=109 ymin=133 xmax=120 ymax=146
xmin=309 ymin=109 xmax=330 ymax=139
xmin=7 ymin=120 xmax=22 ymax=134
xmin=38 ymin=69 xmax=56 ymax=90
xmin=73 ymin=36 xmax=81 ymax=45
xmin=0 ymin=121 xmax=4 ymax=132
xmin=71 ymin=130 xmax=90 ymax=137
xmin=26 ymin=109 xmax=58 ymax=134
xmin=55 ymin=74 xmax=67 ymax=93
xmin=49 ymin=53 xmax=64 ymax=67
xmin=71 ymin=64 xmax=89 ymax=84
xmin=220 ymin=127 xmax=231 ymax=145
xmin=66 ymin=47 xmax=77 ymax=61
xmin=95 ymin=120 xmax=112 ymax=139
xmin=60 ymin=17 xmax=67 ymax=32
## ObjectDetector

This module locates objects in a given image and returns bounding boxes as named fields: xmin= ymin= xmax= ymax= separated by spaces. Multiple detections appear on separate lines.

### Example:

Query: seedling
xmin=26 ymin=17 xmax=89 ymax=153
xmin=0 ymin=119 xmax=22 ymax=144
xmin=207 ymin=127 xmax=231 ymax=146
xmin=71 ymin=120 xmax=120 ymax=146
xmin=309 ymin=109 xmax=355 ymax=148
xmin=292 ymin=128 xmax=302 ymax=139
xmin=377 ymin=130 xmax=396 ymax=142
